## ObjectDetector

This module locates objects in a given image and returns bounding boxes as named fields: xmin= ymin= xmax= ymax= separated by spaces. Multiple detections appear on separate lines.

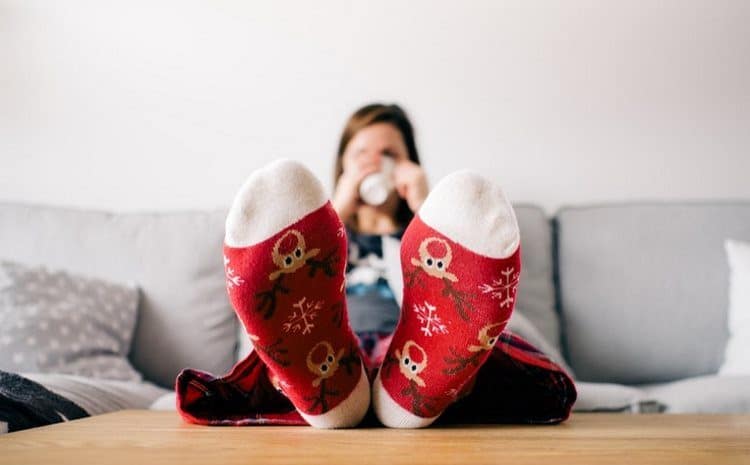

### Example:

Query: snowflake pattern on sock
xmin=478 ymin=267 xmax=519 ymax=309
xmin=283 ymin=297 xmax=322 ymax=335
xmin=224 ymin=256 xmax=245 ymax=290
xmin=413 ymin=301 xmax=448 ymax=337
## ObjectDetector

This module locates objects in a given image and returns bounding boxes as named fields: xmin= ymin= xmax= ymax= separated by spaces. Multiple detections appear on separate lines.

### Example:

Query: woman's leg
xmin=438 ymin=332 xmax=576 ymax=424
xmin=176 ymin=349 xmax=305 ymax=426
xmin=372 ymin=170 xmax=523 ymax=428
xmin=220 ymin=159 xmax=369 ymax=428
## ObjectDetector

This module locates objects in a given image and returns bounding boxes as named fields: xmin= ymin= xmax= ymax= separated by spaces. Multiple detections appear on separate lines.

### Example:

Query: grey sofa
xmin=1 ymin=200 xmax=748 ymax=416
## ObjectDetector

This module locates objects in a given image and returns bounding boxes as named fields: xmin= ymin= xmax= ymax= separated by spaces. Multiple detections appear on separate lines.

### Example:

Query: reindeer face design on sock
xmin=306 ymin=341 xmax=345 ymax=387
xmin=395 ymin=340 xmax=428 ymax=387
xmin=467 ymin=322 xmax=505 ymax=352
xmin=269 ymin=230 xmax=320 ymax=281
xmin=410 ymin=237 xmax=458 ymax=282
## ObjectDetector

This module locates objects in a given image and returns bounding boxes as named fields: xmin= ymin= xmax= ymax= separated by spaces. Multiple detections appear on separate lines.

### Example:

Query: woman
xmin=175 ymin=103 xmax=576 ymax=429
xmin=331 ymin=104 xmax=428 ymax=345
xmin=332 ymin=103 xmax=428 ymax=232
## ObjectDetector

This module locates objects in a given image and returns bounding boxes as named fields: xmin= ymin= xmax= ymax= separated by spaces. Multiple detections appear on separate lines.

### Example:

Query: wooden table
xmin=1 ymin=411 xmax=749 ymax=465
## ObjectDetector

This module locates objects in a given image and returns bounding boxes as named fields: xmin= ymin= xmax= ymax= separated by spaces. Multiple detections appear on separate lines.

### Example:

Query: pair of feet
xmin=224 ymin=160 xmax=521 ymax=428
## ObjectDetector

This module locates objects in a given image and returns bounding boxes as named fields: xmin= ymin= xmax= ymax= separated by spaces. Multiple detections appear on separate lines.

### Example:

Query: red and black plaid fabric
xmin=176 ymin=331 xmax=576 ymax=426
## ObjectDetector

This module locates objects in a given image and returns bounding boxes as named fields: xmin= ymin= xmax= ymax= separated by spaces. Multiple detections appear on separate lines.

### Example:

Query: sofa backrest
xmin=0 ymin=203 xmax=237 ymax=388
xmin=557 ymin=202 xmax=750 ymax=384
xmin=512 ymin=205 xmax=561 ymax=356
xmin=0 ymin=202 xmax=560 ymax=387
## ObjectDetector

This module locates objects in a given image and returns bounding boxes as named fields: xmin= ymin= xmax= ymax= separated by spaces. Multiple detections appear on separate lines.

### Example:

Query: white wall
xmin=1 ymin=0 xmax=749 ymax=213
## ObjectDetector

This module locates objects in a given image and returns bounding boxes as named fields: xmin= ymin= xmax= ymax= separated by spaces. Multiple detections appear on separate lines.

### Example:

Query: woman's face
xmin=341 ymin=122 xmax=410 ymax=173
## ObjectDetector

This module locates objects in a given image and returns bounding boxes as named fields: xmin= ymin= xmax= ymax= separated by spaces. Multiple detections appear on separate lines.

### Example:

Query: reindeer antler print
xmin=329 ymin=301 xmax=344 ymax=328
xmin=400 ymin=379 xmax=440 ymax=418
xmin=467 ymin=322 xmax=505 ymax=352
xmin=254 ymin=274 xmax=290 ymax=319
xmin=441 ymin=278 xmax=472 ymax=321
xmin=403 ymin=266 xmax=425 ymax=290
xmin=442 ymin=346 xmax=483 ymax=375
xmin=249 ymin=334 xmax=291 ymax=367
xmin=442 ymin=322 xmax=506 ymax=375
xmin=380 ymin=351 xmax=400 ymax=378
xmin=337 ymin=342 xmax=361 ymax=376
xmin=304 ymin=378 xmax=340 ymax=414
xmin=307 ymin=246 xmax=339 ymax=278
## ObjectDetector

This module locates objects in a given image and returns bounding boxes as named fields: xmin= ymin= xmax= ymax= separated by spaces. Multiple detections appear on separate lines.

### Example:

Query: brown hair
xmin=334 ymin=103 xmax=421 ymax=229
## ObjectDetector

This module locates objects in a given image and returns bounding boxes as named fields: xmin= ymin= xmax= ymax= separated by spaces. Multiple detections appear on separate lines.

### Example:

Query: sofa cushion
xmin=512 ymin=205 xmax=561 ymax=356
xmin=557 ymin=202 xmax=750 ymax=384
xmin=0 ymin=260 xmax=141 ymax=381
xmin=507 ymin=311 xmax=572 ymax=377
xmin=641 ymin=375 xmax=750 ymax=413
xmin=23 ymin=372 xmax=170 ymax=416
xmin=572 ymin=381 xmax=664 ymax=413
xmin=0 ymin=203 xmax=237 ymax=388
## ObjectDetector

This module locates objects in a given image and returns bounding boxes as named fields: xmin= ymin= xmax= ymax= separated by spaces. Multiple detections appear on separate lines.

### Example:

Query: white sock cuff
xmin=299 ymin=363 xmax=371 ymax=429
xmin=225 ymin=159 xmax=328 ymax=248
xmin=418 ymin=170 xmax=520 ymax=259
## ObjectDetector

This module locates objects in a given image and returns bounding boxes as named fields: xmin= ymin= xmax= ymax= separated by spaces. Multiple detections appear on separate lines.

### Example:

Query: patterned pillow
xmin=0 ymin=260 xmax=141 ymax=381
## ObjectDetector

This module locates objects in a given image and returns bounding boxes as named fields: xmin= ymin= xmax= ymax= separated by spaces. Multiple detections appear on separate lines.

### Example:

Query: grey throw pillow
xmin=0 ymin=260 xmax=141 ymax=381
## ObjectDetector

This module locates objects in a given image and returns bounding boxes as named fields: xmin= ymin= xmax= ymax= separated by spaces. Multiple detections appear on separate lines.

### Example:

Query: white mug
xmin=359 ymin=157 xmax=395 ymax=206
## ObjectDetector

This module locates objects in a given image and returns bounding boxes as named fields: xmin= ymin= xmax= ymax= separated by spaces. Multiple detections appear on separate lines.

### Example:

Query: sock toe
xmin=418 ymin=170 xmax=519 ymax=259
xmin=225 ymin=159 xmax=328 ymax=248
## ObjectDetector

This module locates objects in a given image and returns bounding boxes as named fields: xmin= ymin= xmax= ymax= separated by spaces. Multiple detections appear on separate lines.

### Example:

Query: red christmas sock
xmin=373 ymin=171 xmax=522 ymax=428
xmin=223 ymin=160 xmax=369 ymax=428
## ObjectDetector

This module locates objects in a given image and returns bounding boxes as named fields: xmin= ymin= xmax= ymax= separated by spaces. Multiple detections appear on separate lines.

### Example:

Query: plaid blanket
xmin=0 ymin=370 xmax=89 ymax=433
xmin=176 ymin=331 xmax=576 ymax=426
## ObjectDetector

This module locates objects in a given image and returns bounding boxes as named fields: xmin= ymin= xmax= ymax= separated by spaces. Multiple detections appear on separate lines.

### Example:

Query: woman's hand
xmin=332 ymin=153 xmax=380 ymax=224
xmin=393 ymin=159 xmax=428 ymax=213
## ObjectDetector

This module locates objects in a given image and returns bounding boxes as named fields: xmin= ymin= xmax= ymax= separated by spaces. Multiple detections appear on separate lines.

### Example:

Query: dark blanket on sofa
xmin=176 ymin=331 xmax=577 ymax=426
xmin=0 ymin=370 xmax=88 ymax=433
